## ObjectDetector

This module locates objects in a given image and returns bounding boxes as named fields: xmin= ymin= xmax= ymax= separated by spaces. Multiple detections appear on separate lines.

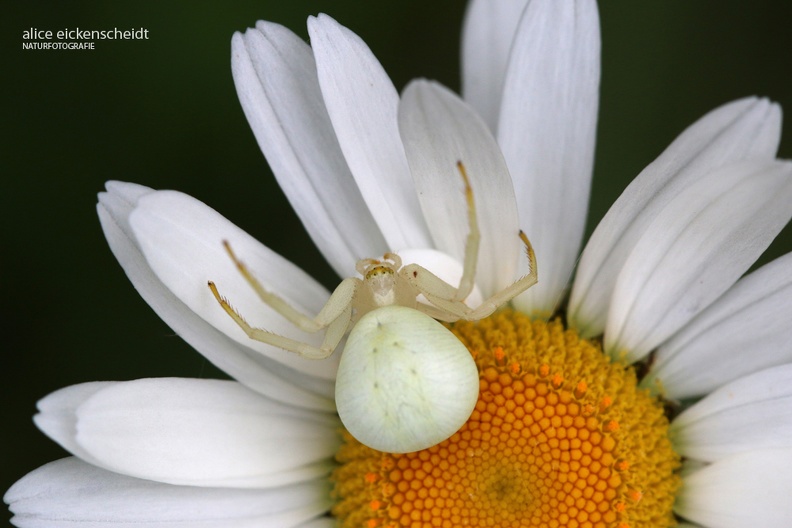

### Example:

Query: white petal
xmin=570 ymin=98 xmax=781 ymax=336
xmin=128 ymin=189 xmax=341 ymax=381
xmin=675 ymin=448 xmax=792 ymax=528
xmin=605 ymin=161 xmax=792 ymax=362
xmin=461 ymin=0 xmax=530 ymax=132
xmin=232 ymin=23 xmax=387 ymax=277
xmin=399 ymin=80 xmax=521 ymax=297
xmin=498 ymin=0 xmax=601 ymax=317
xmin=307 ymin=14 xmax=431 ymax=250
xmin=32 ymin=383 xmax=114 ymax=468
xmin=671 ymin=364 xmax=792 ymax=462
xmin=5 ymin=457 xmax=331 ymax=528
xmin=98 ymin=183 xmax=336 ymax=410
xmin=35 ymin=379 xmax=339 ymax=488
xmin=645 ymin=251 xmax=792 ymax=398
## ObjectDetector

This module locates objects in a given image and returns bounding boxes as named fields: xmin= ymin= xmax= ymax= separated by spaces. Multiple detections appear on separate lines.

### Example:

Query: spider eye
xmin=364 ymin=265 xmax=394 ymax=280
xmin=335 ymin=305 xmax=479 ymax=453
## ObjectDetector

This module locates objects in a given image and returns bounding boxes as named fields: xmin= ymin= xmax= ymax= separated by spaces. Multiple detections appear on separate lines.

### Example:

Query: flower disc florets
xmin=332 ymin=311 xmax=681 ymax=528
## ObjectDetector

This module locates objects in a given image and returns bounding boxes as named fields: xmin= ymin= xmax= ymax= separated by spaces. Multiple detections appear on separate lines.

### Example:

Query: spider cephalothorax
xmin=353 ymin=254 xmax=415 ymax=312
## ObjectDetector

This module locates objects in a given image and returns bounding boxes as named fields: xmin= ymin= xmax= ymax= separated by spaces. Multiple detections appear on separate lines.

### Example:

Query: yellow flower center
xmin=332 ymin=311 xmax=680 ymax=527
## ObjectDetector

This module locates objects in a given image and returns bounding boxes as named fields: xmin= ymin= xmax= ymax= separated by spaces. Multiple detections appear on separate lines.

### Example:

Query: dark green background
xmin=4 ymin=1 xmax=792 ymax=518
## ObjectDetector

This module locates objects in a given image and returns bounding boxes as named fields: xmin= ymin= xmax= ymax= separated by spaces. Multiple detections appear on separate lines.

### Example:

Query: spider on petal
xmin=208 ymin=161 xmax=537 ymax=453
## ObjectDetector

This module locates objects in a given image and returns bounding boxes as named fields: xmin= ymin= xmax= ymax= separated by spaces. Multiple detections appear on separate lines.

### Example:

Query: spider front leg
xmin=401 ymin=262 xmax=476 ymax=322
xmin=207 ymin=240 xmax=361 ymax=359
xmin=454 ymin=160 xmax=480 ymax=303
xmin=425 ymin=160 xmax=492 ymax=304
xmin=208 ymin=281 xmax=353 ymax=359
xmin=405 ymin=230 xmax=537 ymax=322
xmin=218 ymin=240 xmax=358 ymax=332
xmin=464 ymin=230 xmax=537 ymax=320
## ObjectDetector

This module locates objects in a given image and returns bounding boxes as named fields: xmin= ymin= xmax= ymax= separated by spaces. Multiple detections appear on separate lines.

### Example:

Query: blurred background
xmin=3 ymin=1 xmax=792 ymax=517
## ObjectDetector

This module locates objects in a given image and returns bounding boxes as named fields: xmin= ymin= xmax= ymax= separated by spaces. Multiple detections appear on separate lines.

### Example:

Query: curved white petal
xmin=5 ymin=457 xmax=331 ymax=528
xmin=461 ymin=0 xmax=530 ymax=132
xmin=644 ymin=251 xmax=792 ymax=398
xmin=127 ymin=189 xmax=342 ymax=382
xmin=498 ymin=0 xmax=601 ymax=317
xmin=570 ymin=98 xmax=782 ymax=336
xmin=307 ymin=14 xmax=431 ymax=251
xmin=399 ymin=80 xmax=520 ymax=297
xmin=675 ymin=448 xmax=792 ymax=528
xmin=32 ymin=383 xmax=114 ymax=469
xmin=671 ymin=364 xmax=792 ymax=462
xmin=605 ymin=161 xmax=792 ymax=362
xmin=98 ymin=182 xmax=335 ymax=409
xmin=99 ymin=183 xmax=337 ymax=399
xmin=232 ymin=23 xmax=387 ymax=277
xmin=34 ymin=379 xmax=340 ymax=488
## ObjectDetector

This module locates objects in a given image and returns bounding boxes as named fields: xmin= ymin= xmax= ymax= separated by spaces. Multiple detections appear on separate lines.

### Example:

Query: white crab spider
xmin=208 ymin=162 xmax=537 ymax=453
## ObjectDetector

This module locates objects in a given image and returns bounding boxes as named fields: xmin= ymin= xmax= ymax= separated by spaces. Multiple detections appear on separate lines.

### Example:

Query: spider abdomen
xmin=335 ymin=305 xmax=479 ymax=453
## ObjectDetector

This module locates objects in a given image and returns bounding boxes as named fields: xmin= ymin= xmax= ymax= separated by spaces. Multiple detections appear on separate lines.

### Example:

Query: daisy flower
xmin=6 ymin=2 xmax=792 ymax=528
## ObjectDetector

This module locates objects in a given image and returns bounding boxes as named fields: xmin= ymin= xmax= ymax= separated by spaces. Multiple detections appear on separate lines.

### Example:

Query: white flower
xmin=6 ymin=1 xmax=792 ymax=527
xmin=5 ymin=10 xmax=522 ymax=528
